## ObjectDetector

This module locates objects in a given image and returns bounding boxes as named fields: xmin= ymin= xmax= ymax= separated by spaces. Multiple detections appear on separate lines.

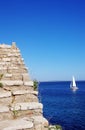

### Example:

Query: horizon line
xmin=38 ymin=80 xmax=85 ymax=82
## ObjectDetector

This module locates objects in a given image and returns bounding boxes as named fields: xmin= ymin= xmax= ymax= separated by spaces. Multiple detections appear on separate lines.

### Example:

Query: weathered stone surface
xmin=0 ymin=118 xmax=33 ymax=130
xmin=8 ymin=66 xmax=19 ymax=70
xmin=11 ymin=102 xmax=43 ymax=111
xmin=12 ymin=90 xmax=29 ymax=95
xmin=0 ymin=67 xmax=7 ymax=70
xmin=0 ymin=105 xmax=9 ymax=112
xmin=2 ymin=58 xmax=11 ymax=62
xmin=14 ymin=109 xmax=42 ymax=118
xmin=34 ymin=123 xmax=43 ymax=130
xmin=0 ymin=43 xmax=48 ymax=130
xmin=0 ymin=62 xmax=7 ymax=65
xmin=22 ymin=73 xmax=30 ymax=81
xmin=5 ymin=74 xmax=12 ymax=78
xmin=11 ymin=42 xmax=17 ymax=49
xmin=8 ymin=68 xmax=27 ymax=73
xmin=8 ymin=53 xmax=20 ymax=57
xmin=12 ymin=90 xmax=38 ymax=95
xmin=0 ymin=91 xmax=11 ymax=98
xmin=10 ymin=74 xmax=22 ymax=80
xmin=2 ymin=80 xmax=33 ymax=86
xmin=12 ymin=94 xmax=38 ymax=103
xmin=24 ymin=117 xmax=47 ymax=130
xmin=32 ymin=91 xmax=38 ymax=95
xmin=32 ymin=116 xmax=48 ymax=126
xmin=11 ymin=49 xmax=20 ymax=53
xmin=0 ymin=97 xmax=12 ymax=105
xmin=0 ymin=112 xmax=12 ymax=120
xmin=32 ymin=116 xmax=48 ymax=130
xmin=24 ymin=81 xmax=34 ymax=86
xmin=2 ymin=80 xmax=23 ymax=86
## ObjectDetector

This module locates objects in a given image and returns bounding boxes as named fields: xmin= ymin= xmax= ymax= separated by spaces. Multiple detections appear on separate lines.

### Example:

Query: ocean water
xmin=38 ymin=81 xmax=85 ymax=130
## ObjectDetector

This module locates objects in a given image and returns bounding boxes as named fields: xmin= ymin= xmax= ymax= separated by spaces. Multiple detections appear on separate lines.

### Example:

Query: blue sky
xmin=0 ymin=0 xmax=85 ymax=81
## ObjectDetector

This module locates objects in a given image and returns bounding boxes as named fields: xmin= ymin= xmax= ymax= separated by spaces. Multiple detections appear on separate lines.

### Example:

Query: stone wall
xmin=0 ymin=43 xmax=48 ymax=130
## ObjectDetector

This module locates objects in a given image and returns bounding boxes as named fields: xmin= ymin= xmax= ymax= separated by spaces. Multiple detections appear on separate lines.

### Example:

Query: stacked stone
xmin=0 ymin=43 xmax=48 ymax=130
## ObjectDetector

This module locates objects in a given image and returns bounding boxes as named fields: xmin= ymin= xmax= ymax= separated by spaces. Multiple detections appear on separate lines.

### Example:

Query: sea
xmin=38 ymin=81 xmax=85 ymax=130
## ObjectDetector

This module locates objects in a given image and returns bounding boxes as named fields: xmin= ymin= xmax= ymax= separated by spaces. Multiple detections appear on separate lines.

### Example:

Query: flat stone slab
xmin=7 ymin=53 xmax=20 ymax=57
xmin=11 ymin=102 xmax=43 ymax=111
xmin=32 ymin=91 xmax=38 ymax=95
xmin=1 ymin=80 xmax=34 ymax=86
xmin=1 ymin=80 xmax=23 ymax=86
xmin=32 ymin=116 xmax=48 ymax=125
xmin=24 ymin=81 xmax=33 ymax=86
xmin=22 ymin=73 xmax=30 ymax=81
xmin=12 ymin=90 xmax=38 ymax=95
xmin=2 ymin=58 xmax=11 ymax=62
xmin=0 ymin=118 xmax=33 ymax=130
xmin=0 ymin=92 xmax=11 ymax=98
xmin=5 ymin=74 xmax=12 ymax=78
xmin=0 ymin=105 xmax=9 ymax=112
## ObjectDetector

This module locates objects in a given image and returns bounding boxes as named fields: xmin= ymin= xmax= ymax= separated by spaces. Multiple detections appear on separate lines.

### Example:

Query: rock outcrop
xmin=0 ymin=43 xmax=48 ymax=130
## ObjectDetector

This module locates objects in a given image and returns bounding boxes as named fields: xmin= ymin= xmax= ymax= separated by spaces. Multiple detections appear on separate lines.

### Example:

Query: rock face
xmin=0 ymin=43 xmax=48 ymax=130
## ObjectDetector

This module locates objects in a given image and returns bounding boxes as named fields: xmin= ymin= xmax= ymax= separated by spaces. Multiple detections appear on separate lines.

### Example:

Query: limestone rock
xmin=0 ymin=97 xmax=12 ymax=105
xmin=12 ymin=90 xmax=38 ymax=96
xmin=32 ymin=116 xmax=48 ymax=126
xmin=11 ymin=102 xmax=43 ymax=111
xmin=24 ymin=81 xmax=34 ymax=86
xmin=11 ymin=42 xmax=17 ymax=49
xmin=22 ymin=73 xmax=30 ymax=81
xmin=2 ymin=58 xmax=11 ymax=62
xmin=0 ymin=105 xmax=9 ymax=112
xmin=2 ymin=80 xmax=23 ymax=86
xmin=0 ymin=43 xmax=48 ymax=130
xmin=0 ymin=91 xmax=11 ymax=98
xmin=0 ymin=118 xmax=33 ymax=130
xmin=12 ymin=93 xmax=38 ymax=103
xmin=5 ymin=74 xmax=12 ymax=78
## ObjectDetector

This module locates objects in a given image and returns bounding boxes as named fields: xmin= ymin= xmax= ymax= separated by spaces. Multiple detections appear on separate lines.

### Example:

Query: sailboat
xmin=70 ymin=76 xmax=78 ymax=91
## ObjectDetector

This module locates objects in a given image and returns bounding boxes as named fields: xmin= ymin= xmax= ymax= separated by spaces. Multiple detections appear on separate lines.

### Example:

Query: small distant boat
xmin=70 ymin=76 xmax=78 ymax=91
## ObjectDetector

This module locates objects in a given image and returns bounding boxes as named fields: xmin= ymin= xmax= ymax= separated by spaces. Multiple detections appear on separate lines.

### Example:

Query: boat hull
xmin=70 ymin=86 xmax=78 ymax=91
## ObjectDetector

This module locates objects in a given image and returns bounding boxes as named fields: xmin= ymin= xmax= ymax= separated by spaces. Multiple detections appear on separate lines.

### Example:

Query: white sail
xmin=72 ymin=76 xmax=76 ymax=87
xmin=70 ymin=76 xmax=78 ymax=91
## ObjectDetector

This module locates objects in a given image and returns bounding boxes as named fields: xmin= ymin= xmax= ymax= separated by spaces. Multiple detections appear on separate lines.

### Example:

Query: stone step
xmin=0 ymin=89 xmax=37 ymax=97
xmin=1 ymin=80 xmax=23 ymax=86
xmin=32 ymin=115 xmax=48 ymax=126
xmin=0 ymin=91 xmax=11 ymax=98
xmin=0 ymin=87 xmax=38 ymax=99
xmin=3 ymin=85 xmax=33 ymax=92
xmin=0 ymin=117 xmax=33 ymax=130
xmin=0 ymin=88 xmax=38 ymax=98
xmin=19 ymin=116 xmax=48 ymax=130
xmin=11 ymin=102 xmax=43 ymax=111
xmin=1 ymin=80 xmax=33 ymax=86
xmin=0 ymin=102 xmax=42 ymax=113
xmin=0 ymin=116 xmax=48 ymax=130
xmin=0 ymin=97 xmax=12 ymax=106
xmin=24 ymin=81 xmax=34 ymax=86
xmin=12 ymin=90 xmax=38 ymax=96
xmin=12 ymin=90 xmax=38 ymax=103
xmin=0 ymin=89 xmax=38 ymax=103
xmin=11 ymin=94 xmax=38 ymax=104
xmin=0 ymin=105 xmax=9 ymax=113
xmin=0 ymin=103 xmax=42 ymax=120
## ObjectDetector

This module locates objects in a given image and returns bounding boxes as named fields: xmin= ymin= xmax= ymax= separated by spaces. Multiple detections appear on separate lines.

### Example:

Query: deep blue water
xmin=38 ymin=81 xmax=85 ymax=130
